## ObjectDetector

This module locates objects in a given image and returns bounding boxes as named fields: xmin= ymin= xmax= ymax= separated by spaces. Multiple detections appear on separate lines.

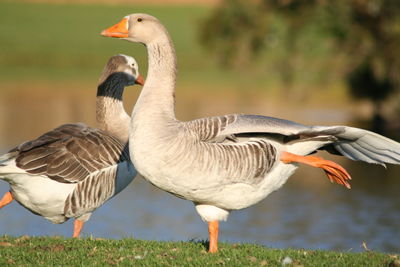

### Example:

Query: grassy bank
xmin=0 ymin=1 xmax=253 ymax=88
xmin=0 ymin=1 xmax=209 ymax=81
xmin=0 ymin=0 xmax=347 ymax=96
xmin=0 ymin=236 xmax=398 ymax=266
xmin=0 ymin=1 xmax=357 ymax=119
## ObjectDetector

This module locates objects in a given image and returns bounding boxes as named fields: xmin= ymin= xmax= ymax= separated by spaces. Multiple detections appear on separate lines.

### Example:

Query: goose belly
xmin=174 ymin=161 xmax=298 ymax=210
xmin=135 ymin=146 xmax=299 ymax=210
xmin=197 ymin=162 xmax=298 ymax=210
xmin=131 ymin=130 xmax=300 ymax=210
xmin=7 ymin=173 xmax=76 ymax=224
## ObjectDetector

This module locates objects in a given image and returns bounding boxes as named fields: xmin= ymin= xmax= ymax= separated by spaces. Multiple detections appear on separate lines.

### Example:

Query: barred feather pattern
xmin=9 ymin=123 xmax=131 ymax=219
xmin=179 ymin=115 xmax=276 ymax=183
xmin=159 ymin=135 xmax=273 ymax=188
xmin=187 ymin=114 xmax=237 ymax=141
xmin=202 ymin=140 xmax=277 ymax=183
xmin=12 ymin=123 xmax=129 ymax=183
xmin=64 ymin=165 xmax=117 ymax=218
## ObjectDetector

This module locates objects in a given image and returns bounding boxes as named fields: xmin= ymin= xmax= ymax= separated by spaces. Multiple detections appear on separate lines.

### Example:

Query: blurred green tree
xmin=200 ymin=0 xmax=400 ymax=131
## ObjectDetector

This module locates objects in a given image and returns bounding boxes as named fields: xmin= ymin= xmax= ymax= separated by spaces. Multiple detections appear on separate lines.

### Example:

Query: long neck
xmin=132 ymin=36 xmax=177 ymax=121
xmin=96 ymin=80 xmax=130 ymax=143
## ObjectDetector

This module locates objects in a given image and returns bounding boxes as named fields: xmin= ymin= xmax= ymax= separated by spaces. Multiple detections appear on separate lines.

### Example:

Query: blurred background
xmin=0 ymin=0 xmax=399 ymax=253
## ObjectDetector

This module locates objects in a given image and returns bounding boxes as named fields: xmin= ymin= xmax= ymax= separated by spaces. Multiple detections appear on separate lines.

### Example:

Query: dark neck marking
xmin=97 ymin=72 xmax=131 ymax=101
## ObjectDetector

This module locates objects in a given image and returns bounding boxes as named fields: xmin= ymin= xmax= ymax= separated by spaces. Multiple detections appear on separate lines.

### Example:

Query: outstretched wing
xmin=186 ymin=114 xmax=317 ymax=142
xmin=10 ymin=123 xmax=129 ymax=183
xmin=316 ymin=126 xmax=400 ymax=166
xmin=186 ymin=114 xmax=400 ymax=166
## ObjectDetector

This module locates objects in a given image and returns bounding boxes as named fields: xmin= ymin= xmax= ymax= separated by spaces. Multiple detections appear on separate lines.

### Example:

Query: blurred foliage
xmin=200 ymin=0 xmax=400 ymax=127
xmin=348 ymin=61 xmax=394 ymax=103
xmin=199 ymin=0 xmax=268 ymax=66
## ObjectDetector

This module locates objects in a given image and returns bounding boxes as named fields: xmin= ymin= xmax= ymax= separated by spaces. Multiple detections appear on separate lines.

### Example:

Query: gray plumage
xmin=106 ymin=14 xmax=400 ymax=219
xmin=102 ymin=13 xmax=400 ymax=253
xmin=199 ymin=114 xmax=400 ymax=167
xmin=11 ymin=123 xmax=128 ymax=183
xmin=0 ymin=54 xmax=140 ymax=235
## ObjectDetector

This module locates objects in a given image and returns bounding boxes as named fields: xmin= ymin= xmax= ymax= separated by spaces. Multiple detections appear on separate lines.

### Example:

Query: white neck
xmin=132 ymin=36 xmax=177 ymax=121
xmin=96 ymin=96 xmax=130 ymax=144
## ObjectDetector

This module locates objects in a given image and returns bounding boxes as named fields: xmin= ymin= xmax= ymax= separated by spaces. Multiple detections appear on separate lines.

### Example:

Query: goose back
xmin=11 ymin=123 xmax=129 ymax=184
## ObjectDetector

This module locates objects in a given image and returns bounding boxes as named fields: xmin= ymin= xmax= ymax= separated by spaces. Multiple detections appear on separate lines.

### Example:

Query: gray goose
xmin=102 ymin=14 xmax=400 ymax=253
xmin=0 ymin=54 xmax=144 ymax=237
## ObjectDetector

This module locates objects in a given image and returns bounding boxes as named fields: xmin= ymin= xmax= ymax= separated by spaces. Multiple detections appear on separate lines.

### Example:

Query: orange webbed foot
xmin=0 ymin=191 xmax=13 ymax=208
xmin=281 ymin=152 xmax=352 ymax=189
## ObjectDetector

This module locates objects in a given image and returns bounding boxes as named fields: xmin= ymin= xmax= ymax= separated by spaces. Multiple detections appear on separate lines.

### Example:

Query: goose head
xmin=98 ymin=54 xmax=144 ymax=87
xmin=101 ymin=13 xmax=169 ymax=45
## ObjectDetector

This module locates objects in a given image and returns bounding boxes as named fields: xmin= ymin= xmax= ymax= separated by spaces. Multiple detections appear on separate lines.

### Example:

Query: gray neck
xmin=96 ymin=83 xmax=130 ymax=143
xmin=132 ymin=37 xmax=177 ymax=121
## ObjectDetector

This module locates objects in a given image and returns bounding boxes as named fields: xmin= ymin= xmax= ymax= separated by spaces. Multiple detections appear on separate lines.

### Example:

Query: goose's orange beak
xmin=101 ymin=18 xmax=129 ymax=38
xmin=135 ymin=74 xmax=145 ymax=86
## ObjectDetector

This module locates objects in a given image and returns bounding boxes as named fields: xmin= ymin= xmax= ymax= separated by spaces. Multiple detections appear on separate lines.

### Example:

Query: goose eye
xmin=137 ymin=18 xmax=143 ymax=22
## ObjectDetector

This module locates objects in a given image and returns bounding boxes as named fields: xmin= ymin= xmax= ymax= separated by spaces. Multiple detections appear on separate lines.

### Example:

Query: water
xmin=0 ymin=86 xmax=399 ymax=253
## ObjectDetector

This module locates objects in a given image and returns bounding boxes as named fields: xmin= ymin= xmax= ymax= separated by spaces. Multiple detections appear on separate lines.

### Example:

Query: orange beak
xmin=101 ymin=18 xmax=129 ymax=38
xmin=135 ymin=74 xmax=145 ymax=86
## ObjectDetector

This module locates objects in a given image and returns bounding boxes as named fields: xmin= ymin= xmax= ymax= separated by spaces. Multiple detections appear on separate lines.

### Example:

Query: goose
xmin=101 ymin=14 xmax=400 ymax=253
xmin=0 ymin=54 xmax=144 ymax=237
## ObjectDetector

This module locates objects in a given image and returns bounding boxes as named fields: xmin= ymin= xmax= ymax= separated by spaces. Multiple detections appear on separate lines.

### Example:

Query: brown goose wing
xmin=11 ymin=123 xmax=128 ymax=183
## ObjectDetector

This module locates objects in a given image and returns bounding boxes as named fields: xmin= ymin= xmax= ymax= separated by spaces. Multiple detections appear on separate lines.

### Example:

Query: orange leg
xmin=208 ymin=220 xmax=219 ymax=253
xmin=281 ymin=151 xmax=352 ymax=189
xmin=73 ymin=219 xmax=85 ymax=238
xmin=0 ymin=191 xmax=13 ymax=208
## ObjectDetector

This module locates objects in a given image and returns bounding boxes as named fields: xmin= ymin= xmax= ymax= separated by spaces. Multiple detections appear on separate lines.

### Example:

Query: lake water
xmin=0 ymin=86 xmax=399 ymax=253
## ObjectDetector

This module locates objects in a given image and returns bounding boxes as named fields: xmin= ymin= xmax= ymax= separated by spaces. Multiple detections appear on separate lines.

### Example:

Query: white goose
xmin=102 ymin=14 xmax=400 ymax=253
xmin=0 ymin=54 xmax=143 ymax=237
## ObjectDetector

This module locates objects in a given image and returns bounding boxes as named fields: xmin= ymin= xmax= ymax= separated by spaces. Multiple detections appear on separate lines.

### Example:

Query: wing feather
xmin=186 ymin=114 xmax=400 ymax=167
xmin=11 ymin=123 xmax=128 ymax=183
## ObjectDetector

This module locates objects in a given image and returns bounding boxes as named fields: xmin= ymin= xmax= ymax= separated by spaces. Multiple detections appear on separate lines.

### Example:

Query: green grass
xmin=0 ymin=236 xmax=398 ymax=266
xmin=0 ymin=0 xmax=358 ymax=116
xmin=0 ymin=0 xmax=340 ymax=94
xmin=0 ymin=1 xmax=209 ymax=80
xmin=1 ymin=1 xmax=257 ymax=88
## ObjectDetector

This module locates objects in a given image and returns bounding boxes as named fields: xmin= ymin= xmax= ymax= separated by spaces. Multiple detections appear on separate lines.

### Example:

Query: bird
xmin=101 ymin=14 xmax=400 ymax=253
xmin=0 ymin=54 xmax=144 ymax=237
